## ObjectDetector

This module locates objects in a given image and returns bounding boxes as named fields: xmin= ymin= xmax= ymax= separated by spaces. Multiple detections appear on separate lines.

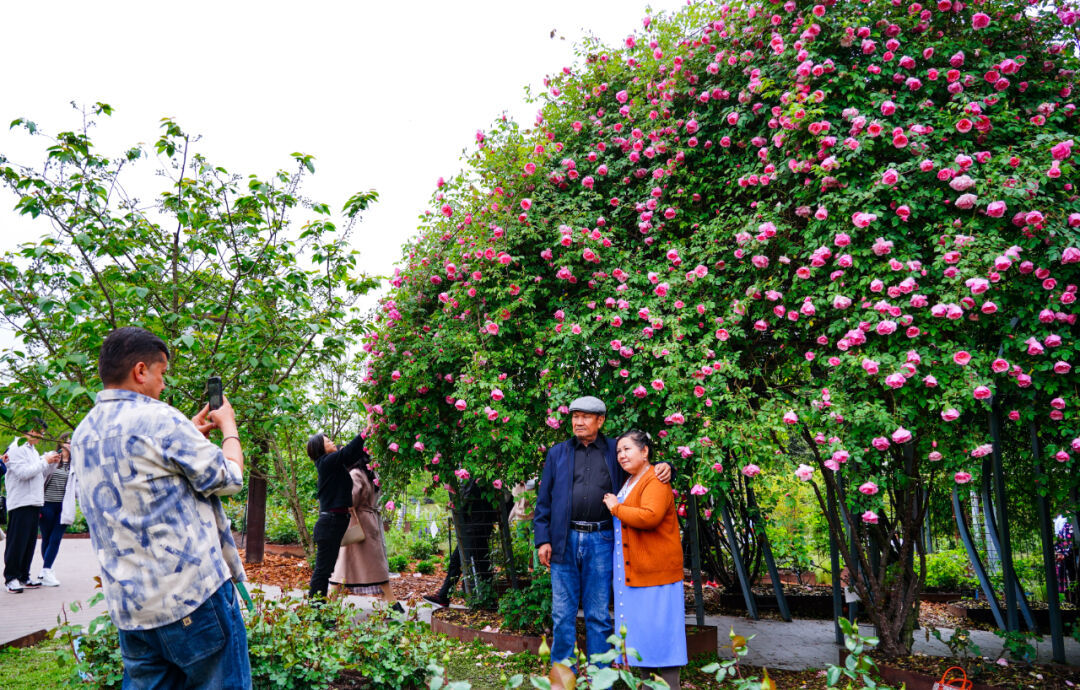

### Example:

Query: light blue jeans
xmin=118 ymin=581 xmax=250 ymax=689
xmin=550 ymin=528 xmax=615 ymax=665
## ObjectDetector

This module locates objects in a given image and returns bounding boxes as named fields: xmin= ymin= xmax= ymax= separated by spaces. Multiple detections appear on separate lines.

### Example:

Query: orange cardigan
xmin=609 ymin=466 xmax=684 ymax=587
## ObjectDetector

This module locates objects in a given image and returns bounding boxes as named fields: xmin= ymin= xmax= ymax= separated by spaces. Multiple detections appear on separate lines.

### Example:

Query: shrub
xmin=497 ymin=572 xmax=553 ymax=635
xmin=409 ymin=534 xmax=440 ymax=560
xmin=923 ymin=549 xmax=977 ymax=591
xmin=388 ymin=554 xmax=410 ymax=573
xmin=55 ymin=592 xmax=124 ymax=688
xmin=416 ymin=559 xmax=437 ymax=575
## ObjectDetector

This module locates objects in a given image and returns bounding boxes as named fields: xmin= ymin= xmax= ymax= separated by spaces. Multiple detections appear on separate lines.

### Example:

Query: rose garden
xmin=0 ymin=0 xmax=1079 ymax=688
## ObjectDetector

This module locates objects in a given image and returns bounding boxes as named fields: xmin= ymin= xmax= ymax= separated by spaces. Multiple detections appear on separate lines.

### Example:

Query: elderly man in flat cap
xmin=534 ymin=396 xmax=673 ymax=666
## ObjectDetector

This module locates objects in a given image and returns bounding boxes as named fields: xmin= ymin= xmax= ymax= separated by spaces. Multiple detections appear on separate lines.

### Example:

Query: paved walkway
xmin=4 ymin=536 xmax=1079 ymax=670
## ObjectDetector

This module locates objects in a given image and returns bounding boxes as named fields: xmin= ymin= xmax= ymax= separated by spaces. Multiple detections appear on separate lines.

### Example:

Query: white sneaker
xmin=5 ymin=579 xmax=23 ymax=593
xmin=40 ymin=569 xmax=60 ymax=587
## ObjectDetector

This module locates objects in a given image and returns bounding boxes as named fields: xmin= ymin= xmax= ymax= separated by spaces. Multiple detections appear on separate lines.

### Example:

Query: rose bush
xmin=364 ymin=0 xmax=1079 ymax=656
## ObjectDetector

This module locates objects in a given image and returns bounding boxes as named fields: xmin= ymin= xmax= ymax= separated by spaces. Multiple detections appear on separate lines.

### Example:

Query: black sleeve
xmin=336 ymin=431 xmax=371 ymax=471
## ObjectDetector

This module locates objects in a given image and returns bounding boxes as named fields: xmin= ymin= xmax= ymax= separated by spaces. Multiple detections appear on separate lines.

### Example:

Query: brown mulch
xmin=238 ymin=548 xmax=450 ymax=604
xmin=871 ymin=651 xmax=1080 ymax=688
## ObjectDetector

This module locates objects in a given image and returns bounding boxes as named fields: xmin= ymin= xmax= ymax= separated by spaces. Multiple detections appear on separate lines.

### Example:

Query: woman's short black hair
xmin=307 ymin=432 xmax=328 ymax=462
xmin=616 ymin=429 xmax=653 ymax=461
xmin=98 ymin=327 xmax=170 ymax=385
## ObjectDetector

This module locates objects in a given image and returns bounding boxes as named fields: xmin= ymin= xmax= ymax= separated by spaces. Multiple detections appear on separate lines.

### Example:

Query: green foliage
xmin=923 ymin=550 xmax=978 ymax=592
xmin=700 ymin=628 xmax=774 ymax=689
xmin=416 ymin=558 xmax=437 ymax=575
xmin=497 ymin=571 xmax=553 ymax=635
xmin=825 ymin=618 xmax=894 ymax=690
xmin=463 ymin=578 xmax=500 ymax=612
xmin=0 ymin=637 xmax=73 ymax=690
xmin=54 ymin=592 xmax=124 ymax=687
xmin=410 ymin=534 xmax=442 ymax=560
xmin=388 ymin=554 xmax=410 ymax=573
xmin=992 ymin=628 xmax=1039 ymax=665
xmin=247 ymin=593 xmax=450 ymax=690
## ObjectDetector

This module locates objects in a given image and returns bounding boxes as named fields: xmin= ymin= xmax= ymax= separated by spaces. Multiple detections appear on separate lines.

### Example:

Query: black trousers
xmin=308 ymin=512 xmax=350 ymax=599
xmin=4 ymin=505 xmax=40 ymax=584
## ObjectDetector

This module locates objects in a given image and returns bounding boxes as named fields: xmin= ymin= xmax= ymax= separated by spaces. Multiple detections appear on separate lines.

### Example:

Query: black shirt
xmin=570 ymin=435 xmax=613 ymax=523
xmin=314 ymin=433 xmax=371 ymax=513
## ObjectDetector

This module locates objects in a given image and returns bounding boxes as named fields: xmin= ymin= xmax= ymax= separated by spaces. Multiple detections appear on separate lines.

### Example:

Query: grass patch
xmin=440 ymin=639 xmax=546 ymax=689
xmin=0 ymin=636 xmax=74 ymax=689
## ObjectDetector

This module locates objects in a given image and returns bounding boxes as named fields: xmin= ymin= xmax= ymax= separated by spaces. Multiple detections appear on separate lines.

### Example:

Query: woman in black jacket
xmin=306 ymin=431 xmax=370 ymax=599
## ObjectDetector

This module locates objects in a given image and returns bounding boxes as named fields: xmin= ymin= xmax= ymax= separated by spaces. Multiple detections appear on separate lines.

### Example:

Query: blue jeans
xmin=550 ymin=529 xmax=614 ymax=665
xmin=118 ymin=581 xmax=251 ymax=689
xmin=39 ymin=501 xmax=67 ymax=569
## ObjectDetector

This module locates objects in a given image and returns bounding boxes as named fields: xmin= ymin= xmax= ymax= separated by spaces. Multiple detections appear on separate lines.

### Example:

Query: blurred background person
xmin=328 ymin=453 xmax=402 ymax=612
xmin=4 ymin=419 xmax=59 ymax=593
xmin=37 ymin=431 xmax=78 ymax=586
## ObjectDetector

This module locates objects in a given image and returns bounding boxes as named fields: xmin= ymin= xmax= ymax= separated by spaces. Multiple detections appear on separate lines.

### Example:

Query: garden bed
xmin=859 ymin=651 xmax=1080 ymax=689
xmin=431 ymin=608 xmax=718 ymax=658
xmin=947 ymin=600 xmax=1080 ymax=628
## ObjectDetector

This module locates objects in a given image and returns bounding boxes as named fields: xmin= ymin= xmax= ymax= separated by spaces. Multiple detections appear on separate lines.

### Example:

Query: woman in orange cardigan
xmin=602 ymin=430 xmax=686 ymax=688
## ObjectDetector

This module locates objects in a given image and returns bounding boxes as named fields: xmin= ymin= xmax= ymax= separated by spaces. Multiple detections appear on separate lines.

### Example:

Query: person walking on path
xmin=602 ymin=430 xmax=686 ymax=688
xmin=307 ymin=430 xmax=374 ymax=600
xmin=71 ymin=327 xmax=249 ymax=689
xmin=4 ymin=420 xmax=60 ymax=593
xmin=37 ymin=432 xmax=78 ymax=587
xmin=328 ymin=455 xmax=402 ymax=612
xmin=533 ymin=396 xmax=673 ymax=666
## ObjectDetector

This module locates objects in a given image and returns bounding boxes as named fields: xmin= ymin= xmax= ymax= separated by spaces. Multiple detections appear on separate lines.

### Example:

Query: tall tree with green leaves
xmin=0 ymin=104 xmax=379 ymax=561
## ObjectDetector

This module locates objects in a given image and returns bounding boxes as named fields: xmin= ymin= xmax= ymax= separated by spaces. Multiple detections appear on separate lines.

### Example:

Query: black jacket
xmin=314 ymin=433 xmax=370 ymax=512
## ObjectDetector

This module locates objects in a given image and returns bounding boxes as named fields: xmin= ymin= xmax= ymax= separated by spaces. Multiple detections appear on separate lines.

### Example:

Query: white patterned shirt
xmin=71 ymin=388 xmax=246 ymax=630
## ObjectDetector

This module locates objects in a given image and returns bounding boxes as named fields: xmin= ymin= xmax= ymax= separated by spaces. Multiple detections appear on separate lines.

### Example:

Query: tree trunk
xmin=245 ymin=469 xmax=267 ymax=564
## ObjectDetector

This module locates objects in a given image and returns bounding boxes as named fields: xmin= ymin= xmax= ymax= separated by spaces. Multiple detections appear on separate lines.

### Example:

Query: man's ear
xmin=131 ymin=361 xmax=149 ymax=383
xmin=597 ymin=415 xmax=606 ymax=427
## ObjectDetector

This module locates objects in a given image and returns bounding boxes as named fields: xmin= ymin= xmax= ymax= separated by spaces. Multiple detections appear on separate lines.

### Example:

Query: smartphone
xmin=207 ymin=376 xmax=223 ymax=411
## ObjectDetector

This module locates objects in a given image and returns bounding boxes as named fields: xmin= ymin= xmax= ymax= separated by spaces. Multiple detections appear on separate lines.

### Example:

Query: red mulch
xmin=238 ymin=548 xmax=450 ymax=604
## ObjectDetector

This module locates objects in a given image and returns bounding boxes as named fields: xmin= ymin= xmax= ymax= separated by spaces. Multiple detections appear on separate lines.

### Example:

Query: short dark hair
xmin=617 ymin=429 xmax=653 ymax=462
xmin=98 ymin=327 xmax=170 ymax=385
xmin=307 ymin=433 xmax=328 ymax=462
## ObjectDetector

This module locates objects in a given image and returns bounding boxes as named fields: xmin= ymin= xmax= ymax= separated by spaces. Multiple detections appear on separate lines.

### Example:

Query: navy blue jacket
xmin=534 ymin=435 xmax=626 ymax=564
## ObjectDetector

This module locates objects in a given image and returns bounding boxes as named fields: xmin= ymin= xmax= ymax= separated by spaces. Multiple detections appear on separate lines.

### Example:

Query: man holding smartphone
xmin=71 ymin=327 xmax=250 ymax=689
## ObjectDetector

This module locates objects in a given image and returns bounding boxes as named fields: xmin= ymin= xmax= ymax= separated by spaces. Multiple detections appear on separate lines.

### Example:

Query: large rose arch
xmin=364 ymin=0 xmax=1079 ymax=656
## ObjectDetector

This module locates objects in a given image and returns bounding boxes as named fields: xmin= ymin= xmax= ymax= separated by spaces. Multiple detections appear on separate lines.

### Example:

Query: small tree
xmin=0 ymin=104 xmax=378 ymax=561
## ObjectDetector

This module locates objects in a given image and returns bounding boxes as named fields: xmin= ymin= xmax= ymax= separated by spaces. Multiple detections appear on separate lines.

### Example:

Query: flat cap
xmin=568 ymin=396 xmax=606 ymax=415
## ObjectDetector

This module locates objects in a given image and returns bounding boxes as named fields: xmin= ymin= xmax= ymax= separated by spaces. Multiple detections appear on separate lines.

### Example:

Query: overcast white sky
xmin=1 ymin=0 xmax=687 ymax=280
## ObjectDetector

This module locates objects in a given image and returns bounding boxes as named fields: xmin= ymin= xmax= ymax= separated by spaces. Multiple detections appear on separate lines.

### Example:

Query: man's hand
xmin=538 ymin=543 xmax=552 ymax=568
xmin=654 ymin=462 xmax=673 ymax=484
xmin=192 ymin=397 xmax=238 ymax=438
xmin=44 ymin=451 xmax=61 ymax=465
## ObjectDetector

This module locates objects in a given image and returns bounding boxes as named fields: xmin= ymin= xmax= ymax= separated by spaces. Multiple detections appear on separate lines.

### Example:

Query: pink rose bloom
xmin=1055 ymin=451 xmax=1070 ymax=462
xmin=388 ymin=442 xmax=399 ymax=452
xmin=742 ymin=464 xmax=762 ymax=478
xmin=862 ymin=359 xmax=880 ymax=375
xmin=862 ymin=511 xmax=879 ymax=524
xmin=892 ymin=427 xmax=913 ymax=443
xmin=832 ymin=450 xmax=850 ymax=464
xmin=795 ymin=464 xmax=815 ymax=481
xmin=632 ymin=386 xmax=647 ymax=398
xmin=859 ymin=481 xmax=879 ymax=496
xmin=884 ymin=373 xmax=905 ymax=389
xmin=1072 ymin=438 xmax=1080 ymax=452
xmin=954 ymin=471 xmax=973 ymax=484
xmin=953 ymin=350 xmax=972 ymax=366
xmin=385 ymin=500 xmax=396 ymax=511
xmin=491 ymin=388 xmax=505 ymax=401
xmin=941 ymin=408 xmax=960 ymax=422
xmin=928 ymin=451 xmax=943 ymax=462
xmin=690 ymin=484 xmax=708 ymax=496
xmin=651 ymin=379 xmax=665 ymax=391
xmin=1054 ymin=361 xmax=1072 ymax=374
xmin=454 ymin=468 xmax=471 ymax=480
xmin=413 ymin=441 xmax=425 ymax=451
xmin=783 ymin=410 xmax=799 ymax=425
xmin=972 ymin=12 xmax=990 ymax=29
xmin=872 ymin=437 xmax=891 ymax=451
xmin=973 ymin=386 xmax=992 ymax=400
xmin=881 ymin=168 xmax=899 ymax=185
xmin=1051 ymin=397 xmax=1066 ymax=410
xmin=986 ymin=200 xmax=1007 ymax=217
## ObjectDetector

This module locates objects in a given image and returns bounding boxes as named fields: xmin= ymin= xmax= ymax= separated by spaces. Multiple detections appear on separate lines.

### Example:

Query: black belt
xmin=319 ymin=510 xmax=349 ymax=517
xmin=570 ymin=520 xmax=612 ymax=533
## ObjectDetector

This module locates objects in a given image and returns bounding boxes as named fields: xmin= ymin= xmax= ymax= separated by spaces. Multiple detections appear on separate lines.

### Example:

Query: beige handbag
xmin=340 ymin=509 xmax=366 ymax=545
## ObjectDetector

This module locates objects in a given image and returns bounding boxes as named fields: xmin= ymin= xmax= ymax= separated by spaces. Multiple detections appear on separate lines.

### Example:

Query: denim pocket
xmin=158 ymin=589 xmax=227 ymax=666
